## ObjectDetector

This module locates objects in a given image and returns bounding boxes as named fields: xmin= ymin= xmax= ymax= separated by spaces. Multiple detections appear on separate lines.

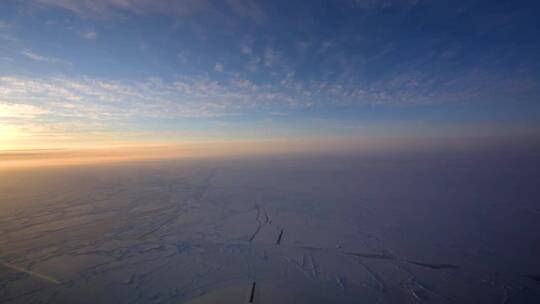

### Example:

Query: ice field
xmin=1 ymin=151 xmax=540 ymax=303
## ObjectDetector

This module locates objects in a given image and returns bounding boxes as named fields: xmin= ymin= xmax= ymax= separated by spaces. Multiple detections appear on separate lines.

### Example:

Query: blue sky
xmin=1 ymin=0 xmax=539 ymax=149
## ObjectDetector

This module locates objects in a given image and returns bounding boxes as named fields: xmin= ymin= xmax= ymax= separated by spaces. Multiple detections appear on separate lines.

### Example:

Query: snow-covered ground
xmin=1 ymin=151 xmax=539 ymax=303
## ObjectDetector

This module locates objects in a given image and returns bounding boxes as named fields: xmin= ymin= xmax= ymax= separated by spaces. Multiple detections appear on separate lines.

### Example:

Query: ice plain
xmin=1 ymin=150 xmax=540 ymax=303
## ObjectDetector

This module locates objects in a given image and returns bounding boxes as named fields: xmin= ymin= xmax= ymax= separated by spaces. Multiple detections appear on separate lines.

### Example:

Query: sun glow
xmin=0 ymin=125 xmax=19 ymax=150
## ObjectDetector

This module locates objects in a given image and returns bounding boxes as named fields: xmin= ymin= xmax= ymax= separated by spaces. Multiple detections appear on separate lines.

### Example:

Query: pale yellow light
xmin=0 ymin=125 xmax=19 ymax=150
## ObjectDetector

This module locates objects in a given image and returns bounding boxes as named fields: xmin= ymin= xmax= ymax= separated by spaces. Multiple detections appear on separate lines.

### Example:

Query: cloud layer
xmin=0 ymin=0 xmax=538 ymax=149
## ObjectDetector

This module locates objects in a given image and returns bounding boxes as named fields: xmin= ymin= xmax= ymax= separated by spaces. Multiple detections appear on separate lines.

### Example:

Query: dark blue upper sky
xmin=0 ymin=0 xmax=539 ymax=148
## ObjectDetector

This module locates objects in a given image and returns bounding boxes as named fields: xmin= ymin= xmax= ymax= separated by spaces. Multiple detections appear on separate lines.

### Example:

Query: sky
xmin=0 ymin=0 xmax=539 ymax=153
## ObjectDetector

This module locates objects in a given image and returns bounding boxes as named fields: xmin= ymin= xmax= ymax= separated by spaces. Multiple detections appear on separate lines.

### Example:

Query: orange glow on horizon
xmin=1 ymin=136 xmax=528 ymax=170
xmin=0 ymin=139 xmax=349 ymax=169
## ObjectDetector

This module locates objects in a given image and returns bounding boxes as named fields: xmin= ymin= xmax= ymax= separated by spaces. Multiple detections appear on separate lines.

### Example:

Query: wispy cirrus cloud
xmin=0 ymin=75 xmax=298 ymax=121
xmin=2 ymin=66 xmax=534 ymax=131
xmin=1 ymin=71 xmax=537 ymax=150
xmin=0 ymin=20 xmax=18 ymax=43
xmin=0 ymin=26 xmax=42 ymax=65
xmin=226 ymin=0 xmax=267 ymax=24
xmin=32 ymin=0 xmax=267 ymax=24
xmin=213 ymin=63 xmax=224 ymax=72
xmin=19 ymin=48 xmax=72 ymax=66
xmin=0 ymin=103 xmax=48 ymax=119
xmin=81 ymin=30 xmax=98 ymax=41
xmin=0 ymin=21 xmax=11 ymax=30
xmin=0 ymin=74 xmax=298 ymax=147
xmin=263 ymin=48 xmax=279 ymax=68
xmin=240 ymin=45 xmax=252 ymax=55
xmin=33 ymin=0 xmax=211 ymax=18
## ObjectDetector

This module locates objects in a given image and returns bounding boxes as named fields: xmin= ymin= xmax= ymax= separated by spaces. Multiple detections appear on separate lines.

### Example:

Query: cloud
xmin=0 ymin=103 xmax=48 ymax=119
xmin=32 ymin=0 xmax=267 ymax=24
xmin=177 ymin=51 xmax=189 ymax=64
xmin=226 ymin=0 xmax=267 ymax=24
xmin=0 ymin=75 xmax=301 ymax=122
xmin=33 ymin=0 xmax=210 ymax=19
xmin=0 ymin=21 xmax=11 ymax=30
xmin=21 ymin=49 xmax=71 ymax=65
xmin=0 ymin=21 xmax=18 ymax=43
xmin=246 ymin=55 xmax=261 ymax=72
xmin=0 ymin=66 xmax=536 ymax=150
xmin=81 ymin=30 xmax=98 ymax=40
xmin=263 ymin=48 xmax=279 ymax=67
xmin=214 ymin=63 xmax=224 ymax=72
xmin=320 ymin=40 xmax=335 ymax=52
xmin=231 ymin=77 xmax=256 ymax=89
xmin=21 ymin=49 xmax=50 ymax=61
xmin=240 ymin=45 xmax=252 ymax=54
xmin=0 ymin=64 xmax=536 ymax=134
